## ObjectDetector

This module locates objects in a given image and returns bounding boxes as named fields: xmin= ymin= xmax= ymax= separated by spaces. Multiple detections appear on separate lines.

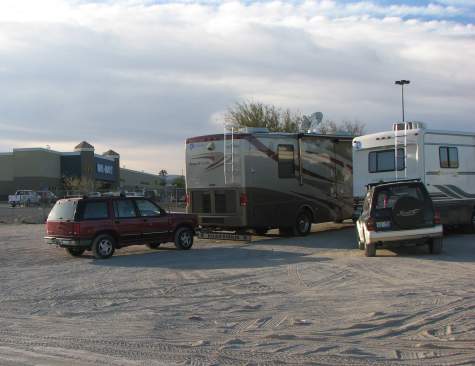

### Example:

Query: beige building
xmin=0 ymin=142 xmax=166 ymax=200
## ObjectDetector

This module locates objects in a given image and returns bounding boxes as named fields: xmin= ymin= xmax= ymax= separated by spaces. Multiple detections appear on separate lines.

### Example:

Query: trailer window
xmin=439 ymin=147 xmax=459 ymax=168
xmin=278 ymin=145 xmax=295 ymax=178
xmin=368 ymin=148 xmax=405 ymax=173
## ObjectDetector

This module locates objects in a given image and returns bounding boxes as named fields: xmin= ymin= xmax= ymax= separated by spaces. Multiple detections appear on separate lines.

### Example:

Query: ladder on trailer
xmin=223 ymin=124 xmax=241 ymax=185
xmin=394 ymin=122 xmax=408 ymax=180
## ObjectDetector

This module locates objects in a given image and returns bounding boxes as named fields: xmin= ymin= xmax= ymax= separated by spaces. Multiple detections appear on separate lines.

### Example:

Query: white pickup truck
xmin=8 ymin=190 xmax=40 ymax=207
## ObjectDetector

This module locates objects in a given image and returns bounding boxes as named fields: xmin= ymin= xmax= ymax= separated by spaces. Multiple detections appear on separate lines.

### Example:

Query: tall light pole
xmin=395 ymin=80 xmax=410 ymax=122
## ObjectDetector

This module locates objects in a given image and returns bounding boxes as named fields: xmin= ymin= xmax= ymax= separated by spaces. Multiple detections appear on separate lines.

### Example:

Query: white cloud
xmin=0 ymin=0 xmax=474 ymax=174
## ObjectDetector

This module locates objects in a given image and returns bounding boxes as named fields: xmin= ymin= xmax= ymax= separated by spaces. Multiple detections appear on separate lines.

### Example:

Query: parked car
xmin=44 ymin=196 xmax=198 ymax=259
xmin=8 ymin=190 xmax=40 ymax=207
xmin=37 ymin=190 xmax=58 ymax=204
xmin=355 ymin=179 xmax=443 ymax=257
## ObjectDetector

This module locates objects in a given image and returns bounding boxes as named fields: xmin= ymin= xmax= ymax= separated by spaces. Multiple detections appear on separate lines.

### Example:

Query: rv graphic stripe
xmin=433 ymin=185 xmax=463 ymax=199
xmin=445 ymin=185 xmax=475 ymax=199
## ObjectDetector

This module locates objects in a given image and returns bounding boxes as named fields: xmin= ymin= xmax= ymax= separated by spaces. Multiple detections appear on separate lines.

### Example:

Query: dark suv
xmin=355 ymin=180 xmax=443 ymax=257
xmin=45 ymin=196 xmax=198 ymax=259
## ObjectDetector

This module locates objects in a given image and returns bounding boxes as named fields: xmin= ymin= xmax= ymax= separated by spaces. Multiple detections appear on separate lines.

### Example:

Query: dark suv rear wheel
xmin=364 ymin=242 xmax=376 ymax=257
xmin=174 ymin=227 xmax=193 ymax=250
xmin=429 ymin=238 xmax=443 ymax=254
xmin=92 ymin=234 xmax=116 ymax=259
xmin=66 ymin=247 xmax=85 ymax=257
xmin=146 ymin=243 xmax=161 ymax=249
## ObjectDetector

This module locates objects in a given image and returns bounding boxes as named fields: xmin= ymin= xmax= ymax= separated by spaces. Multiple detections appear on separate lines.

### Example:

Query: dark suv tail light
xmin=73 ymin=223 xmax=81 ymax=236
xmin=366 ymin=217 xmax=376 ymax=232
xmin=185 ymin=194 xmax=190 ymax=207
xmin=434 ymin=209 xmax=441 ymax=225
xmin=240 ymin=193 xmax=248 ymax=207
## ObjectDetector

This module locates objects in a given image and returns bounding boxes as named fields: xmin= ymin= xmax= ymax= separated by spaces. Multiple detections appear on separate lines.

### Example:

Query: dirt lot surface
xmin=1 ymin=223 xmax=474 ymax=365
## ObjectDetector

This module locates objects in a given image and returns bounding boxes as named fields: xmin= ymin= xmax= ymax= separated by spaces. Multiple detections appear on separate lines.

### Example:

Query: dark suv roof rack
xmin=366 ymin=178 xmax=421 ymax=189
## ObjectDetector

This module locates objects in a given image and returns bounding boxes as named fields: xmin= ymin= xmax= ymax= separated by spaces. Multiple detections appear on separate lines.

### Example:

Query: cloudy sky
xmin=0 ymin=0 xmax=474 ymax=174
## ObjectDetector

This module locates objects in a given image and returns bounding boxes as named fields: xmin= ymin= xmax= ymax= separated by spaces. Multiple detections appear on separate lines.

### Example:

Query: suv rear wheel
xmin=174 ymin=227 xmax=194 ymax=250
xmin=66 ymin=247 xmax=85 ymax=257
xmin=146 ymin=243 xmax=161 ymax=249
xmin=429 ymin=238 xmax=443 ymax=254
xmin=92 ymin=234 xmax=116 ymax=259
xmin=364 ymin=242 xmax=376 ymax=257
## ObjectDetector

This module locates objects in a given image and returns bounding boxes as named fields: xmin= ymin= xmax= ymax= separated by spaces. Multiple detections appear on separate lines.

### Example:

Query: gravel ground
xmin=0 ymin=223 xmax=474 ymax=365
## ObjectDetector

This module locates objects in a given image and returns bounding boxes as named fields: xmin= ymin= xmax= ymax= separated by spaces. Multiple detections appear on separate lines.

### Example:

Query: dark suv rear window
xmin=82 ymin=201 xmax=109 ymax=220
xmin=374 ymin=185 xmax=425 ymax=209
xmin=48 ymin=200 xmax=78 ymax=220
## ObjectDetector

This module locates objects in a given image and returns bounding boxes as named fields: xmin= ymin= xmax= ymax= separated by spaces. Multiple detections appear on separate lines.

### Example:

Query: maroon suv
xmin=45 ymin=196 xmax=197 ymax=259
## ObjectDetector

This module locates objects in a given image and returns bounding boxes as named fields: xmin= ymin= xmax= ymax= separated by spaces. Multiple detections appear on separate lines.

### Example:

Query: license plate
xmin=376 ymin=221 xmax=391 ymax=229
xmin=198 ymin=232 xmax=252 ymax=241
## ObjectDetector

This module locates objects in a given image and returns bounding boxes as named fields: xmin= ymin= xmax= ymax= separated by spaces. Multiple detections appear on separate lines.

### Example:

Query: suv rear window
xmin=82 ymin=201 xmax=109 ymax=220
xmin=374 ymin=185 xmax=425 ymax=209
xmin=48 ymin=200 xmax=78 ymax=220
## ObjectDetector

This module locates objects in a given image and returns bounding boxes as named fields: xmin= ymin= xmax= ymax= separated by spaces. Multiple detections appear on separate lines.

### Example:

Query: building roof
xmin=103 ymin=149 xmax=120 ymax=157
xmin=75 ymin=141 xmax=94 ymax=150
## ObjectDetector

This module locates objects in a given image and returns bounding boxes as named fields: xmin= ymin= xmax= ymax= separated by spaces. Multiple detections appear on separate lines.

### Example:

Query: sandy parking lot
xmin=0 ymin=223 xmax=474 ymax=365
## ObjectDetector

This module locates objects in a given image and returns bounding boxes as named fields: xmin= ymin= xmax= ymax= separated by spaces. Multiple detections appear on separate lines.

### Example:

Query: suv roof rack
xmin=366 ymin=178 xmax=421 ymax=189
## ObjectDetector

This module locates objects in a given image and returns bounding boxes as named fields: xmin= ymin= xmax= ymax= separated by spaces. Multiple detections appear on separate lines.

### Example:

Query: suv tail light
xmin=73 ymin=223 xmax=81 ymax=236
xmin=185 ymin=194 xmax=190 ymax=208
xmin=240 ymin=193 xmax=248 ymax=207
xmin=366 ymin=217 xmax=376 ymax=232
xmin=434 ymin=209 xmax=441 ymax=225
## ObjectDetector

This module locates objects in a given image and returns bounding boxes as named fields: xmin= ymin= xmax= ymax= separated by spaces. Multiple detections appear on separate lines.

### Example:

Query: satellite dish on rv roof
xmin=301 ymin=112 xmax=323 ymax=131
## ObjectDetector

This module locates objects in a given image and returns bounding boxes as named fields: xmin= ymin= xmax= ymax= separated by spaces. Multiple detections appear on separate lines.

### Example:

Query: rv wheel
xmin=254 ymin=228 xmax=268 ymax=236
xmin=468 ymin=209 xmax=475 ymax=233
xmin=294 ymin=210 xmax=312 ymax=236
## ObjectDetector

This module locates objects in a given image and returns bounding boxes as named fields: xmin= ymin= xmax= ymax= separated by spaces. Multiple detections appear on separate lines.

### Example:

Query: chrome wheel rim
xmin=98 ymin=238 xmax=113 ymax=256
xmin=180 ymin=231 xmax=192 ymax=247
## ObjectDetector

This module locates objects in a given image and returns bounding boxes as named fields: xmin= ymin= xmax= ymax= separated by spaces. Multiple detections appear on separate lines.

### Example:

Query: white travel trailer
xmin=185 ymin=128 xmax=353 ymax=236
xmin=352 ymin=122 xmax=475 ymax=226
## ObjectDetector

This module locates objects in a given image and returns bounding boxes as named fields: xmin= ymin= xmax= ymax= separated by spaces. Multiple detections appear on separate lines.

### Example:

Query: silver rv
xmin=185 ymin=128 xmax=353 ymax=236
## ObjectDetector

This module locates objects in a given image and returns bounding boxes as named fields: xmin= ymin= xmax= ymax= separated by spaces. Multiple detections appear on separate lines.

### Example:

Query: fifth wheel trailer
xmin=352 ymin=122 xmax=475 ymax=226
xmin=185 ymin=128 xmax=353 ymax=236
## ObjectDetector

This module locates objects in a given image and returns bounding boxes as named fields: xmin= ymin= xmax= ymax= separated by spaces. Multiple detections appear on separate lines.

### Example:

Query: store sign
xmin=97 ymin=163 xmax=113 ymax=175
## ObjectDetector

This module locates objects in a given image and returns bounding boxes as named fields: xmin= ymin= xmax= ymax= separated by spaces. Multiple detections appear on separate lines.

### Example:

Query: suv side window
xmin=136 ymin=199 xmax=162 ymax=217
xmin=82 ymin=201 xmax=109 ymax=220
xmin=113 ymin=199 xmax=138 ymax=218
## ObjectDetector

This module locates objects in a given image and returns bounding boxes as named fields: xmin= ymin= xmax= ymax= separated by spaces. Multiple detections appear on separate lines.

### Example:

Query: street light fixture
xmin=395 ymin=80 xmax=410 ymax=122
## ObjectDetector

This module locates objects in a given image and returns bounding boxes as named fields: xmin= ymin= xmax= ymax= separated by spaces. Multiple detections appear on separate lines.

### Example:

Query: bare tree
xmin=225 ymin=100 xmax=365 ymax=136
xmin=316 ymin=119 xmax=365 ymax=136
xmin=225 ymin=101 xmax=302 ymax=133
xmin=158 ymin=169 xmax=168 ymax=186
xmin=62 ymin=177 xmax=95 ymax=195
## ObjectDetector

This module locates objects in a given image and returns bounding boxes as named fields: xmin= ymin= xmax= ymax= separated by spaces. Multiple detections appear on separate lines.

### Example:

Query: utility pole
xmin=395 ymin=80 xmax=410 ymax=122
